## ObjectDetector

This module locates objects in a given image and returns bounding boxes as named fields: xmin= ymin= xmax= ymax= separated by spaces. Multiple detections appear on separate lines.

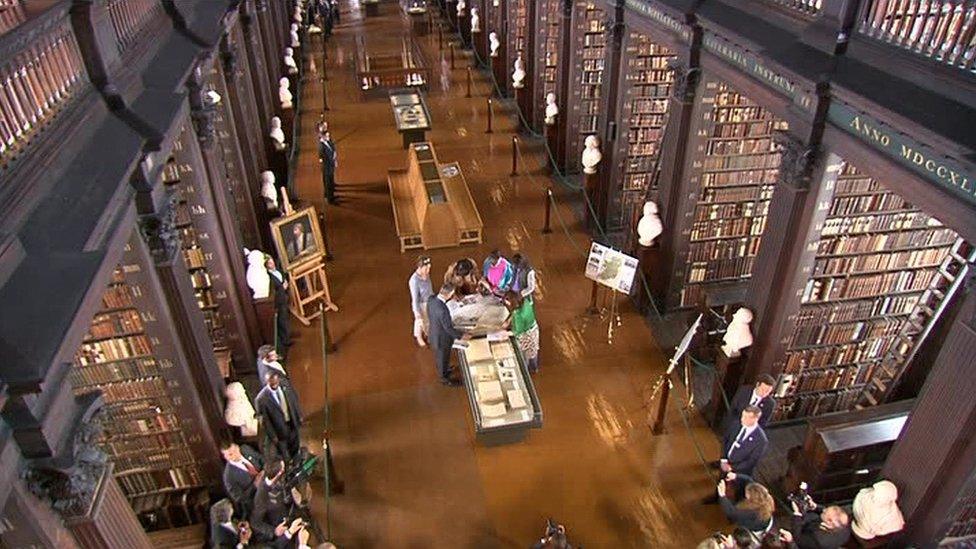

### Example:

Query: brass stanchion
xmin=465 ymin=67 xmax=472 ymax=97
xmin=321 ymin=302 xmax=336 ymax=352
xmin=542 ymin=187 xmax=553 ymax=234
xmin=485 ymin=97 xmax=493 ymax=133
xmin=450 ymin=42 xmax=456 ymax=69
xmin=510 ymin=136 xmax=518 ymax=176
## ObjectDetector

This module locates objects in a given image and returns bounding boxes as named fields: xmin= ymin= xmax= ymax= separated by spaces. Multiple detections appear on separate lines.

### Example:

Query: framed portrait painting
xmin=270 ymin=206 xmax=324 ymax=270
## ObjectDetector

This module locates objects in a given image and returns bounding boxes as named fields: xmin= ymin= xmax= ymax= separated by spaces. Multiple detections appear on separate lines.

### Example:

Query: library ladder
xmin=855 ymin=239 xmax=976 ymax=408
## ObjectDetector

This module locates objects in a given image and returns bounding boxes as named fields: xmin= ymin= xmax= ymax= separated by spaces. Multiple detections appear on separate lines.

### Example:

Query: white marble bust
xmin=290 ymin=23 xmax=300 ymax=48
xmin=278 ymin=77 xmax=293 ymax=109
xmin=637 ymin=202 xmax=663 ymax=247
xmin=489 ymin=32 xmax=500 ymax=57
xmin=284 ymin=47 xmax=298 ymax=75
xmin=512 ymin=53 xmax=525 ymax=89
xmin=245 ymin=248 xmax=271 ymax=299
xmin=722 ymin=307 xmax=755 ymax=357
xmin=470 ymin=7 xmax=480 ymax=33
xmin=225 ymin=381 xmax=258 ymax=437
xmin=260 ymin=170 xmax=279 ymax=210
xmin=544 ymin=93 xmax=558 ymax=126
xmin=456 ymin=0 xmax=465 ymax=17
xmin=581 ymin=135 xmax=601 ymax=174
xmin=270 ymin=116 xmax=286 ymax=151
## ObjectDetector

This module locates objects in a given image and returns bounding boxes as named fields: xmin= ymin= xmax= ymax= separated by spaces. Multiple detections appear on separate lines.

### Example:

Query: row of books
xmin=634 ymin=42 xmax=672 ymax=56
xmin=104 ymin=430 xmax=186 ymax=456
xmin=631 ymin=69 xmax=672 ymax=84
xmin=794 ymin=294 xmax=919 ymax=327
xmin=835 ymin=176 xmax=884 ymax=196
xmin=582 ymin=58 xmax=604 ymax=71
xmin=581 ymin=72 xmax=603 ymax=85
xmin=686 ymin=257 xmax=756 ymax=283
xmin=785 ymin=366 xmax=869 ymax=394
xmin=706 ymin=137 xmax=775 ymax=156
xmin=714 ymin=106 xmax=774 ymax=123
xmin=75 ymin=335 xmax=153 ymax=365
xmin=785 ymin=339 xmax=893 ymax=372
xmin=801 ymin=268 xmax=937 ymax=303
xmin=117 ymin=465 xmax=202 ymax=497
xmin=189 ymin=269 xmax=211 ymax=290
xmin=812 ymin=245 xmax=951 ymax=276
xmin=86 ymin=309 xmax=144 ymax=340
xmin=102 ymin=411 xmax=180 ymax=438
xmin=578 ymin=115 xmax=599 ymax=134
xmin=829 ymin=193 xmax=912 ymax=217
xmin=701 ymin=184 xmax=775 ymax=204
xmin=70 ymin=356 xmax=161 ymax=388
xmin=694 ymin=200 xmax=769 ymax=222
xmin=680 ymin=284 xmax=707 ymax=308
xmin=702 ymin=153 xmax=781 ymax=172
xmin=115 ymin=446 xmax=195 ymax=474
xmin=96 ymin=376 xmax=168 ymax=403
xmin=627 ymin=141 xmax=663 ymax=157
xmin=629 ymin=114 xmax=667 ymax=128
xmin=632 ymin=83 xmax=672 ymax=97
xmin=101 ymin=284 xmax=134 ymax=310
xmin=183 ymin=247 xmax=206 ymax=270
xmin=631 ymin=56 xmax=671 ymax=70
xmin=711 ymin=119 xmax=787 ymax=138
xmin=817 ymin=227 xmax=957 ymax=254
xmin=702 ymin=169 xmax=780 ymax=187
xmin=623 ymin=173 xmax=652 ymax=191
xmin=790 ymin=316 xmax=906 ymax=349
xmin=583 ymin=19 xmax=604 ymax=35
xmin=690 ymin=215 xmax=767 ymax=240
xmin=773 ymin=388 xmax=861 ymax=421
xmin=820 ymin=212 xmax=943 ymax=237
xmin=688 ymin=236 xmax=762 ymax=262
xmin=632 ymin=97 xmax=669 ymax=113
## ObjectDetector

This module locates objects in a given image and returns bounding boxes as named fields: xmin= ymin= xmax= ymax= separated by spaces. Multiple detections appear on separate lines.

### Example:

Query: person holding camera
xmin=221 ymin=441 xmax=264 ymax=519
xmin=779 ymin=498 xmax=851 ymax=549
xmin=256 ymin=372 xmax=304 ymax=461
xmin=210 ymin=499 xmax=252 ymax=548
xmin=249 ymin=460 xmax=307 ymax=545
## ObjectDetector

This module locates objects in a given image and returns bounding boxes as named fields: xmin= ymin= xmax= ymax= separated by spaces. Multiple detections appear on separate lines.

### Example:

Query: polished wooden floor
xmin=283 ymin=4 xmax=729 ymax=546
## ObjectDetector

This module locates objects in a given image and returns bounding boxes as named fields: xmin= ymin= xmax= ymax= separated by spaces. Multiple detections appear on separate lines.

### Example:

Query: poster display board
xmin=584 ymin=242 xmax=639 ymax=294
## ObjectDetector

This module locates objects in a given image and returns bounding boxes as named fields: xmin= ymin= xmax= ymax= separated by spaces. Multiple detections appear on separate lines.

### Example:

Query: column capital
xmin=138 ymin=193 xmax=182 ymax=261
xmin=667 ymin=58 xmax=699 ymax=103
xmin=773 ymin=130 xmax=818 ymax=191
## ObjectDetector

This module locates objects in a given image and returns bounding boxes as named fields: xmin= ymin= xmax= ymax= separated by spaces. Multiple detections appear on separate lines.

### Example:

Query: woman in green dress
xmin=504 ymin=291 xmax=540 ymax=373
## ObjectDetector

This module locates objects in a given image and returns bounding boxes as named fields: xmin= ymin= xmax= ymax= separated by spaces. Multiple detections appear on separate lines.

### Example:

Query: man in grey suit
xmin=426 ymin=283 xmax=470 ymax=386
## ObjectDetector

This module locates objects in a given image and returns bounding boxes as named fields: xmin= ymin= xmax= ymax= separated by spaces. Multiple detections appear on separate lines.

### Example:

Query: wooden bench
xmin=387 ymin=143 xmax=483 ymax=252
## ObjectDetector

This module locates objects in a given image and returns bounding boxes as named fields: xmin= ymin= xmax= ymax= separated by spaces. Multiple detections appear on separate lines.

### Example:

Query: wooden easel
xmin=279 ymin=194 xmax=339 ymax=326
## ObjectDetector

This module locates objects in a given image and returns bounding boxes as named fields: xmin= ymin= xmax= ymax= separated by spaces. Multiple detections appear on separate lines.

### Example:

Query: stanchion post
xmin=485 ymin=98 xmax=493 ymax=133
xmin=450 ymin=42 xmax=456 ymax=69
xmin=465 ymin=67 xmax=472 ymax=97
xmin=438 ymin=24 xmax=443 ymax=50
xmin=510 ymin=136 xmax=518 ymax=176
xmin=651 ymin=373 xmax=672 ymax=435
xmin=318 ymin=212 xmax=334 ymax=261
xmin=321 ymin=302 xmax=337 ymax=352
xmin=542 ymin=187 xmax=553 ymax=234
xmin=586 ymin=279 xmax=599 ymax=314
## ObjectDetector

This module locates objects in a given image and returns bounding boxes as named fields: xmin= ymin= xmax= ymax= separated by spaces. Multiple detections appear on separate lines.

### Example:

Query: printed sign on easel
xmin=584 ymin=242 xmax=639 ymax=295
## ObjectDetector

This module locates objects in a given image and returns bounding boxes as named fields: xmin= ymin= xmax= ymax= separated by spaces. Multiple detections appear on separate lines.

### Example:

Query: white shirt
xmin=270 ymin=269 xmax=284 ymax=283
xmin=228 ymin=457 xmax=256 ymax=474
xmin=728 ymin=424 xmax=758 ymax=459
xmin=749 ymin=390 xmax=762 ymax=407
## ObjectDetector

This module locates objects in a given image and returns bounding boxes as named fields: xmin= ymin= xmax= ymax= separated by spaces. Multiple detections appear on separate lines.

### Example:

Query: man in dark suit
xmin=426 ymin=283 xmax=471 ymax=385
xmin=723 ymin=374 xmax=777 ymax=433
xmin=318 ymin=129 xmax=337 ymax=204
xmin=249 ymin=460 xmax=306 ymax=545
xmin=255 ymin=372 xmax=303 ymax=461
xmin=220 ymin=441 xmax=264 ymax=518
xmin=266 ymin=256 xmax=291 ymax=354
xmin=209 ymin=498 xmax=251 ymax=548
xmin=782 ymin=504 xmax=852 ymax=548
xmin=720 ymin=405 xmax=769 ymax=479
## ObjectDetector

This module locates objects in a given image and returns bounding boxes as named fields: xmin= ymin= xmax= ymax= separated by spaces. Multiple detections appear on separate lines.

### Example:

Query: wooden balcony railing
xmin=0 ymin=22 xmax=86 ymax=165
xmin=860 ymin=0 xmax=976 ymax=72
xmin=105 ymin=0 xmax=163 ymax=55
xmin=766 ymin=0 xmax=824 ymax=16
xmin=0 ymin=1 xmax=27 ymax=37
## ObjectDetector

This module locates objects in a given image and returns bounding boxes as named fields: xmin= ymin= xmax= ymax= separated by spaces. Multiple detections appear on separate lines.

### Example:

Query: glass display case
xmin=389 ymin=89 xmax=431 ymax=147
xmin=456 ymin=335 xmax=543 ymax=444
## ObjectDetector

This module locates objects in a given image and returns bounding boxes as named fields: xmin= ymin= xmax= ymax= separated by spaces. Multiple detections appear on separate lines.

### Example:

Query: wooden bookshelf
xmin=609 ymin=31 xmax=675 ymax=231
xmin=69 ymin=233 xmax=218 ymax=532
xmin=677 ymin=80 xmax=787 ymax=308
xmin=506 ymin=0 xmax=532 ymax=113
xmin=566 ymin=2 xmax=607 ymax=165
xmin=532 ymin=0 xmax=563 ymax=131
xmin=772 ymin=161 xmax=969 ymax=421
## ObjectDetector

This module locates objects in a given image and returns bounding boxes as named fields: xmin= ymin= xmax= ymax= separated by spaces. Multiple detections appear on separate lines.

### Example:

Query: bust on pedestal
xmin=284 ymin=47 xmax=298 ymax=75
xmin=290 ymin=23 xmax=300 ymax=48
xmin=225 ymin=382 xmax=259 ymax=438
xmin=512 ymin=52 xmax=525 ymax=89
xmin=261 ymin=171 xmax=280 ymax=212
xmin=245 ymin=249 xmax=272 ymax=298
xmin=544 ymin=93 xmax=558 ymax=126
xmin=637 ymin=202 xmax=663 ymax=247
xmin=270 ymin=116 xmax=287 ymax=151
xmin=581 ymin=135 xmax=601 ymax=174
xmin=722 ymin=307 xmax=754 ymax=358
xmin=470 ymin=7 xmax=480 ymax=33
xmin=489 ymin=32 xmax=500 ymax=57
xmin=457 ymin=0 xmax=466 ymax=17
xmin=278 ymin=77 xmax=293 ymax=110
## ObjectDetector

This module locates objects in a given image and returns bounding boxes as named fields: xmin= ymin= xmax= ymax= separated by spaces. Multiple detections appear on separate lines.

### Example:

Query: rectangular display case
xmin=389 ymin=89 xmax=431 ymax=147
xmin=456 ymin=335 xmax=543 ymax=445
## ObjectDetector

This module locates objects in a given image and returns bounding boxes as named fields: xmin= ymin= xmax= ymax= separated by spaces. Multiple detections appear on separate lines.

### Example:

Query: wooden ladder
xmin=854 ymin=238 xmax=976 ymax=409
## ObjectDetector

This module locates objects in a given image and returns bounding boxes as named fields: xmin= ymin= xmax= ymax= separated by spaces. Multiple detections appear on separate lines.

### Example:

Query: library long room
xmin=0 ymin=0 xmax=974 ymax=548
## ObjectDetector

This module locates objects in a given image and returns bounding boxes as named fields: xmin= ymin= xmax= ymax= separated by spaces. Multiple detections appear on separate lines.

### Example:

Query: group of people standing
xmin=408 ymin=249 xmax=541 ymax=385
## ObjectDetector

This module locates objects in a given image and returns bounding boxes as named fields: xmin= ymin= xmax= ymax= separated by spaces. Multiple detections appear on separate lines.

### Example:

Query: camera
xmin=788 ymin=481 xmax=817 ymax=514
xmin=282 ymin=448 xmax=319 ymax=492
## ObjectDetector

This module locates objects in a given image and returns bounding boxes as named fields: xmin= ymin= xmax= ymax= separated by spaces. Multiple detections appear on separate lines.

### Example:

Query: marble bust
xmin=637 ymin=202 xmax=663 ymax=247
xmin=470 ymin=7 xmax=480 ymax=33
xmin=581 ymin=135 xmax=601 ymax=175
xmin=245 ymin=248 xmax=271 ymax=299
xmin=278 ymin=77 xmax=293 ymax=109
xmin=489 ymin=32 xmax=500 ymax=57
xmin=512 ymin=53 xmax=525 ymax=89
xmin=260 ymin=170 xmax=279 ymax=211
xmin=722 ymin=307 xmax=755 ymax=357
xmin=544 ymin=93 xmax=558 ymax=126
xmin=284 ymin=47 xmax=298 ymax=75
xmin=270 ymin=116 xmax=286 ymax=151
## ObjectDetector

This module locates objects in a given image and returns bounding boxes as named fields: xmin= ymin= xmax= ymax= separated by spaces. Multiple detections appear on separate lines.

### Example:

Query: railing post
xmin=485 ymin=97 xmax=493 ymax=133
xmin=465 ymin=66 xmax=472 ymax=97
xmin=542 ymin=187 xmax=553 ymax=234
xmin=510 ymin=136 xmax=518 ymax=176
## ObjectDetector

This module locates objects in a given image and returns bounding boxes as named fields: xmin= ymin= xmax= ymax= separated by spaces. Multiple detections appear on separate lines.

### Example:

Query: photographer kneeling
xmin=249 ymin=460 xmax=306 ymax=545
xmin=780 ymin=495 xmax=851 ymax=549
